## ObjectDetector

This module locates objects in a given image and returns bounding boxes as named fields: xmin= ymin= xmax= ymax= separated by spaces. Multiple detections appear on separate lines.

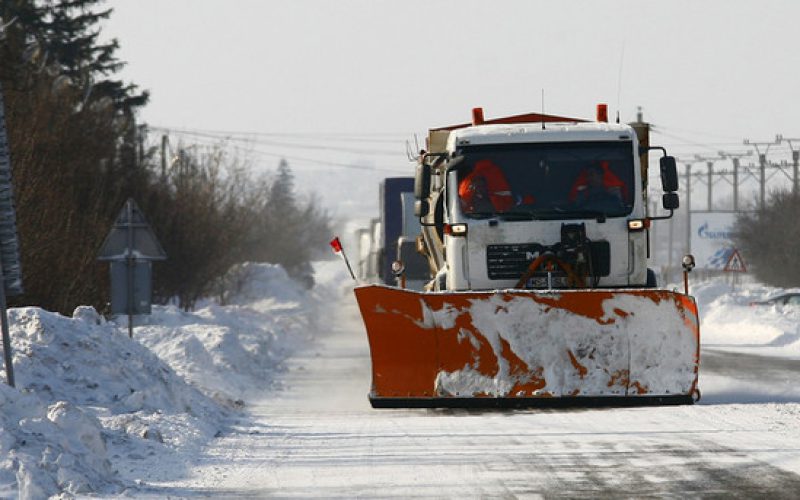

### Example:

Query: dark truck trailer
xmin=379 ymin=177 xmax=414 ymax=285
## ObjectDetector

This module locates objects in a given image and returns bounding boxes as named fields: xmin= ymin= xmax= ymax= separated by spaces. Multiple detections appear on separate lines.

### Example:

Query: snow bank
xmin=12 ymin=306 xmax=221 ymax=419
xmin=0 ymin=261 xmax=326 ymax=498
xmin=0 ymin=306 xmax=225 ymax=497
xmin=693 ymin=280 xmax=800 ymax=357
xmin=0 ymin=382 xmax=111 ymax=498
xmin=136 ymin=263 xmax=317 ymax=402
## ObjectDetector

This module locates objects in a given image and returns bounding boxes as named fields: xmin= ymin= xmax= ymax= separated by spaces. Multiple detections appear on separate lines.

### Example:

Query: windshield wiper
xmin=468 ymin=209 xmax=618 ymax=222
xmin=498 ymin=212 xmax=536 ymax=221
xmin=465 ymin=212 xmax=496 ymax=219
xmin=568 ymin=210 xmax=611 ymax=222
xmin=498 ymin=207 xmax=566 ymax=220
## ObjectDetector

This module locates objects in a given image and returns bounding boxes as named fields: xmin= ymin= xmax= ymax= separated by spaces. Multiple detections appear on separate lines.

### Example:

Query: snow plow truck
xmin=354 ymin=105 xmax=700 ymax=408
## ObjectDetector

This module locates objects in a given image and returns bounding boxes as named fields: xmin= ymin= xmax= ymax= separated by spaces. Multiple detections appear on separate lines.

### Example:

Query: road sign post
xmin=98 ymin=199 xmax=166 ymax=338
xmin=0 ymin=84 xmax=24 ymax=387
xmin=0 ymin=259 xmax=14 ymax=387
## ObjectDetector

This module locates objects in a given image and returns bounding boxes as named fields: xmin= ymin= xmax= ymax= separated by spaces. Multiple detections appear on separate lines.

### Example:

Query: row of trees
xmin=1 ymin=0 xmax=330 ymax=314
xmin=148 ymin=155 xmax=330 ymax=309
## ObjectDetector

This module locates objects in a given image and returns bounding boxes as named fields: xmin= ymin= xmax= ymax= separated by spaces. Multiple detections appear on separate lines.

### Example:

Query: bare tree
xmin=734 ymin=190 xmax=800 ymax=287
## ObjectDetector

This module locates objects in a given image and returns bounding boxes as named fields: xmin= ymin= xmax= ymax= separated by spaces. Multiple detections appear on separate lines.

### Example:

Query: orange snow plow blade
xmin=354 ymin=285 xmax=700 ymax=408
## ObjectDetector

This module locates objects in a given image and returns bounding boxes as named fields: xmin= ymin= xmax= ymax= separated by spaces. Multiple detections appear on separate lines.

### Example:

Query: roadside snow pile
xmin=0 ymin=381 xmax=114 ymax=499
xmin=225 ymin=261 xmax=310 ymax=306
xmin=0 ymin=306 xmax=225 ymax=498
xmin=693 ymin=279 xmax=800 ymax=357
xmin=136 ymin=263 xmax=317 ymax=403
xmin=0 ymin=261 xmax=326 ymax=498
xmin=12 ymin=307 xmax=221 ymax=420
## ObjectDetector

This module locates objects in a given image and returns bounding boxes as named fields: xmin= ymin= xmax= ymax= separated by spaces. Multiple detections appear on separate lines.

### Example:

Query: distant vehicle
xmin=378 ymin=177 xmax=415 ymax=285
xmin=749 ymin=292 xmax=800 ymax=307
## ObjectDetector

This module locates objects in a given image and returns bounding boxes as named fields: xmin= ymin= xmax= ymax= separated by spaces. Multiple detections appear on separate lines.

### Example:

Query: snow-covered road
xmin=147 ymin=281 xmax=800 ymax=498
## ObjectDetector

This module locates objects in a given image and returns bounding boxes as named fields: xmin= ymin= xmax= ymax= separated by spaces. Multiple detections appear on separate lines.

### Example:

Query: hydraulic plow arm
xmin=354 ymin=286 xmax=700 ymax=408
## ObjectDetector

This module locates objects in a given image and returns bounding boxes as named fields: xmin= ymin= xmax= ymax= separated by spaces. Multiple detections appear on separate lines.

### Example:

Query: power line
xmin=154 ymin=127 xmax=404 ymax=157
xmin=170 ymin=133 xmax=410 ymax=173
xmin=651 ymin=123 xmax=744 ymax=142
xmin=148 ymin=125 xmax=406 ymax=144
xmin=651 ymin=129 xmax=737 ymax=153
xmin=652 ymin=129 xmax=799 ymax=162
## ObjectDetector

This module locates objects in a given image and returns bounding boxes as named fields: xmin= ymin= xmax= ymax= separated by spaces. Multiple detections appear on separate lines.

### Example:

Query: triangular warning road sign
xmin=724 ymin=248 xmax=746 ymax=273
xmin=97 ymin=199 xmax=167 ymax=261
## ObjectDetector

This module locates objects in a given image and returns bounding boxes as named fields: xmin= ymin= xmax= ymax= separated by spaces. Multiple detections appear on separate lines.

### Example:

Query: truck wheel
xmin=646 ymin=268 xmax=658 ymax=288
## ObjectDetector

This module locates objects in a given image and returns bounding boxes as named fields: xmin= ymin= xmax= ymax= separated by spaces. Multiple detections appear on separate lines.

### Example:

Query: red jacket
xmin=458 ymin=160 xmax=515 ymax=212
xmin=568 ymin=161 xmax=628 ymax=202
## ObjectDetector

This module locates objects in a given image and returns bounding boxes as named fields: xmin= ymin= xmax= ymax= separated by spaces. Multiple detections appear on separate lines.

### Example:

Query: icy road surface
xmin=149 ymin=291 xmax=800 ymax=498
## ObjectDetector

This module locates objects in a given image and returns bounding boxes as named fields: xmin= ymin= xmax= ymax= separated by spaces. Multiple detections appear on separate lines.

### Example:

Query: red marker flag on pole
xmin=329 ymin=236 xmax=356 ymax=281
xmin=329 ymin=237 xmax=343 ymax=254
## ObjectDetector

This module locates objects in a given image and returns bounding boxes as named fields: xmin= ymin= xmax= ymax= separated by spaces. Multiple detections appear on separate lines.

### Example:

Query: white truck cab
xmin=415 ymin=109 xmax=678 ymax=292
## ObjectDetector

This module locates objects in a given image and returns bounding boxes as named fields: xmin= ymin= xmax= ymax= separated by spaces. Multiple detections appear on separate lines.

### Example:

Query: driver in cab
xmin=570 ymin=162 xmax=625 ymax=210
xmin=458 ymin=160 xmax=515 ymax=214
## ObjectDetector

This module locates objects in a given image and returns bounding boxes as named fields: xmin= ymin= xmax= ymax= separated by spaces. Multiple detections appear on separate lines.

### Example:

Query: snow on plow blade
xmin=354 ymin=285 xmax=700 ymax=408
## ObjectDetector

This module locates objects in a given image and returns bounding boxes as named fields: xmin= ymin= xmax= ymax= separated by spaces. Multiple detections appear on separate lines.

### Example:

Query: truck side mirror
xmin=662 ymin=192 xmax=679 ymax=210
xmin=414 ymin=163 xmax=431 ymax=200
xmin=660 ymin=156 xmax=679 ymax=192
xmin=414 ymin=199 xmax=429 ymax=217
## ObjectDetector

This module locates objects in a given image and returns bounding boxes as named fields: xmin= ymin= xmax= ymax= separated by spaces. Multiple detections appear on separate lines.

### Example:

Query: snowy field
xmin=1 ymin=262 xmax=800 ymax=497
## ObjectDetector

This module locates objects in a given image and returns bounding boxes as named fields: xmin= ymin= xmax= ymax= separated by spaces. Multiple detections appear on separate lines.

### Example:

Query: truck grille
xmin=486 ymin=244 xmax=548 ymax=280
xmin=486 ymin=242 xmax=611 ymax=281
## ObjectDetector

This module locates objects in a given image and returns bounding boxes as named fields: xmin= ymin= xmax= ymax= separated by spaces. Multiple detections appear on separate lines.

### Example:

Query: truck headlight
xmin=444 ymin=223 xmax=468 ymax=236
xmin=627 ymin=219 xmax=649 ymax=231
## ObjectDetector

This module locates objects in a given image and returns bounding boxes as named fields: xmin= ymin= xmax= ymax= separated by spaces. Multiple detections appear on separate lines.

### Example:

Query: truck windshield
xmin=455 ymin=141 xmax=635 ymax=219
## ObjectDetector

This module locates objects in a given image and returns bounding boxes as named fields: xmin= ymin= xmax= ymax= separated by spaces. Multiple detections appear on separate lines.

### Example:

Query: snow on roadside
xmin=0 ymin=306 xmax=225 ymax=498
xmin=135 ymin=262 xmax=319 ymax=403
xmin=693 ymin=279 xmax=800 ymax=358
xmin=0 ymin=261 xmax=328 ymax=498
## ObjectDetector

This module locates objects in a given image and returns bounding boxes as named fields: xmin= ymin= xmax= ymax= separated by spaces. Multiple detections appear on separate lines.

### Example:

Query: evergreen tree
xmin=0 ymin=0 xmax=47 ymax=84
xmin=268 ymin=159 xmax=296 ymax=221
xmin=1 ymin=0 xmax=147 ymax=107
xmin=264 ymin=159 xmax=308 ymax=278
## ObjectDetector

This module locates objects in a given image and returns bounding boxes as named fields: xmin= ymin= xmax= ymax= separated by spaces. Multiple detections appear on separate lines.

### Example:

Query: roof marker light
xmin=472 ymin=107 xmax=485 ymax=126
xmin=596 ymin=103 xmax=608 ymax=123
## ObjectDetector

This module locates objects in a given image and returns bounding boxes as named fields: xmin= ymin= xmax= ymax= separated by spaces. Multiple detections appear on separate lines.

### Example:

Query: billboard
xmin=690 ymin=212 xmax=741 ymax=270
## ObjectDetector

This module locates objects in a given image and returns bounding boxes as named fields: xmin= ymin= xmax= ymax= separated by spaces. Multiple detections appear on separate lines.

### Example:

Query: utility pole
xmin=718 ymin=151 xmax=752 ymax=212
xmin=160 ymin=135 xmax=168 ymax=179
xmin=744 ymin=136 xmax=781 ymax=210
xmin=694 ymin=155 xmax=725 ymax=211
xmin=138 ymin=125 xmax=145 ymax=168
xmin=682 ymin=161 xmax=693 ymax=255
xmin=780 ymin=136 xmax=800 ymax=196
